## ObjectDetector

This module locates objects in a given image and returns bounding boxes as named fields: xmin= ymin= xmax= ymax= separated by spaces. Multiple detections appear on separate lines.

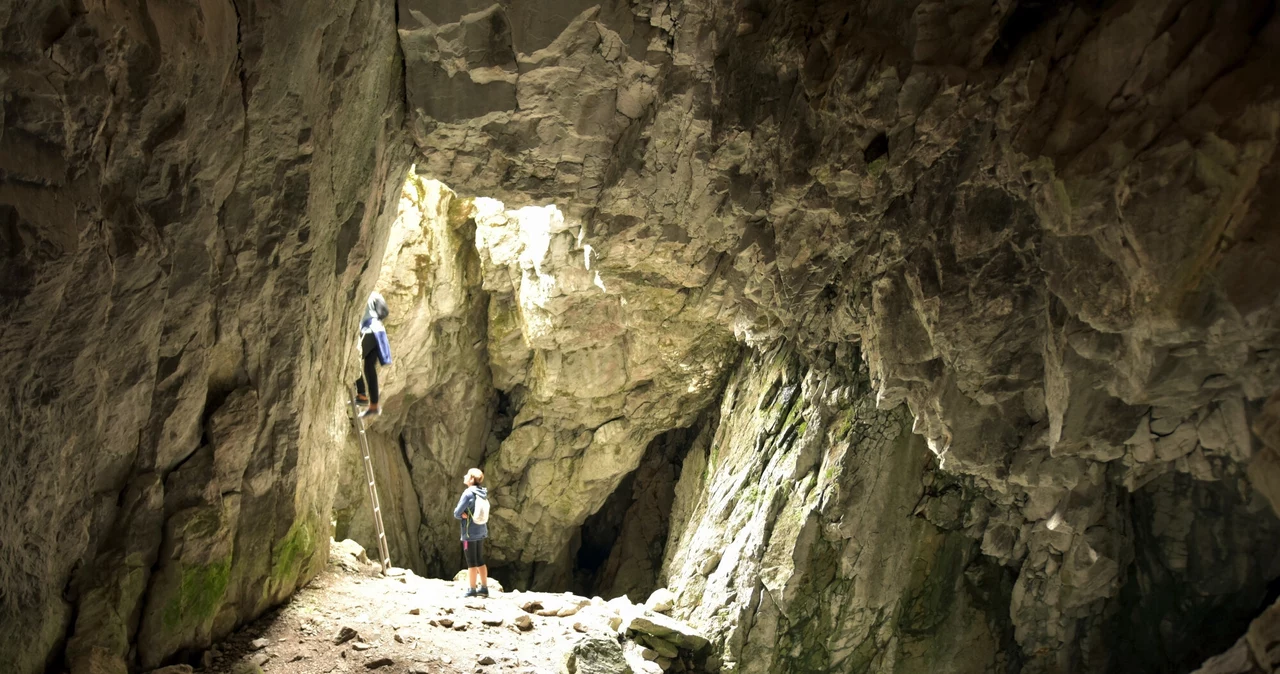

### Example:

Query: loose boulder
xmin=560 ymin=635 xmax=634 ymax=674
xmin=621 ymin=611 xmax=709 ymax=653
xmin=643 ymin=589 xmax=676 ymax=615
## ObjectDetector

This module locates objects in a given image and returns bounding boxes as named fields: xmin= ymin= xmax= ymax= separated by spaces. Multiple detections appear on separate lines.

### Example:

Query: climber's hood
xmin=365 ymin=291 xmax=389 ymax=322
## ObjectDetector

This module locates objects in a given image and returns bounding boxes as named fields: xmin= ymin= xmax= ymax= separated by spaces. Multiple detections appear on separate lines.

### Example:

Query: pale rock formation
xmin=2 ymin=0 xmax=1279 ymax=671
xmin=561 ymin=634 xmax=634 ymax=674
xmin=332 ymin=176 xmax=737 ymax=588
xmin=402 ymin=0 xmax=1280 ymax=671
xmin=332 ymin=175 xmax=493 ymax=577
xmin=662 ymin=349 xmax=1012 ymax=674
xmin=465 ymin=190 xmax=739 ymax=588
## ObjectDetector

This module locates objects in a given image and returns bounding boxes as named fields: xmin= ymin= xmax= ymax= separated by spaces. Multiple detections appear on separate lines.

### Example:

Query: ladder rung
xmin=350 ymin=389 xmax=392 ymax=574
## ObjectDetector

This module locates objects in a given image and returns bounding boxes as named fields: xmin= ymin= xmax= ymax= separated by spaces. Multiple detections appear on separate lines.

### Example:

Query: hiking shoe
xmin=359 ymin=407 xmax=381 ymax=419
xmin=464 ymin=588 xmax=480 ymax=598
xmin=355 ymin=394 xmax=369 ymax=406
xmin=478 ymin=586 xmax=489 ymax=597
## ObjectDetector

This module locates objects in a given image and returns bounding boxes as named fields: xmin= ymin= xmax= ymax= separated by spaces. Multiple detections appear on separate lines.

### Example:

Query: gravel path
xmin=203 ymin=544 xmax=620 ymax=674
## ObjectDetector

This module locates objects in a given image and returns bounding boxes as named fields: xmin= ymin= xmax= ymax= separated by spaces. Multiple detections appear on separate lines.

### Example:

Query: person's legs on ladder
xmin=355 ymin=376 xmax=369 ymax=405
xmin=360 ymin=333 xmax=381 ymax=417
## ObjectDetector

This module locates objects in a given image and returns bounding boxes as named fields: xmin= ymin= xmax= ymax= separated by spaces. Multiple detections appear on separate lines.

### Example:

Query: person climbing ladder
xmin=354 ymin=291 xmax=392 ymax=418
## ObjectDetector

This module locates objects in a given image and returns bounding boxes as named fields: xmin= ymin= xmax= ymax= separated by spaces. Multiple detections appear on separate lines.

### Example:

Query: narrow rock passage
xmin=206 ymin=541 xmax=705 ymax=674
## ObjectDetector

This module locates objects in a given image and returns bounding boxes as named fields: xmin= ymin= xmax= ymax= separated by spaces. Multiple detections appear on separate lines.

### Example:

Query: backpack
xmin=470 ymin=491 xmax=490 ymax=525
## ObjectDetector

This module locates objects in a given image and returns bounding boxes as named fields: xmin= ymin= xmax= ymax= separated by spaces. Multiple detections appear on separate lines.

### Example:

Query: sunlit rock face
xmin=342 ymin=174 xmax=737 ymax=588
xmin=352 ymin=175 xmax=722 ymax=595
xmin=402 ymin=0 xmax=1280 ymax=671
xmin=0 ymin=1 xmax=407 ymax=671
xmin=663 ymin=348 xmax=1017 ymax=674
xmin=1 ymin=0 xmax=1277 ymax=671
xmin=469 ymin=195 xmax=739 ymax=588
xmin=333 ymin=176 xmax=494 ymax=577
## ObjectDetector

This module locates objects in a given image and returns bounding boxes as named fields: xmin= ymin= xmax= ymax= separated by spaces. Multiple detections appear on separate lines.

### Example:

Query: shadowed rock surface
xmin=0 ymin=1 xmax=407 ymax=671
xmin=2 ymin=0 xmax=1280 ymax=673
xmin=403 ymin=0 xmax=1280 ymax=671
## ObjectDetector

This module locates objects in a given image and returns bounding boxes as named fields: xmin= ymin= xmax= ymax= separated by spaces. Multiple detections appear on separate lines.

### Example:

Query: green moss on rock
xmin=271 ymin=517 xmax=318 ymax=586
xmin=447 ymin=193 xmax=475 ymax=224
xmin=161 ymin=558 xmax=232 ymax=631
xmin=866 ymin=157 xmax=887 ymax=178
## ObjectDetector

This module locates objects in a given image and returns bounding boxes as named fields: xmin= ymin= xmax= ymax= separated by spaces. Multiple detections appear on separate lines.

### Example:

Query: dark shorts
xmin=463 ymin=539 xmax=485 ymax=568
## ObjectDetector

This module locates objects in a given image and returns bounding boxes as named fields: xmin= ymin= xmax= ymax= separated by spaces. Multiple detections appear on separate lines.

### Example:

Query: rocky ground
xmin=177 ymin=541 xmax=707 ymax=674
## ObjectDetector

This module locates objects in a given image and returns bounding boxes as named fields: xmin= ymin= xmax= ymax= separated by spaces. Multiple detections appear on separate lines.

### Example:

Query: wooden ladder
xmin=348 ymin=390 xmax=392 ymax=573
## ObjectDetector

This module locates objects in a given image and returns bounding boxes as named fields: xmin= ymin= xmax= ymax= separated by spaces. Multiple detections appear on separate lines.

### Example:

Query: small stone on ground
xmin=194 ymin=538 xmax=707 ymax=674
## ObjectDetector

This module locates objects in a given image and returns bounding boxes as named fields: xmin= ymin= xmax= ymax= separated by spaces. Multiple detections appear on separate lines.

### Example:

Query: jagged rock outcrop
xmin=402 ymin=0 xmax=1280 ymax=671
xmin=0 ymin=1 xmax=407 ymax=671
xmin=4 ymin=0 xmax=1280 ymax=671
xmin=660 ymin=349 xmax=1280 ymax=673
xmin=462 ymin=189 xmax=739 ymax=588
xmin=337 ymin=176 xmax=738 ymax=587
xmin=662 ymin=349 xmax=1017 ymax=674
xmin=332 ymin=175 xmax=494 ymax=577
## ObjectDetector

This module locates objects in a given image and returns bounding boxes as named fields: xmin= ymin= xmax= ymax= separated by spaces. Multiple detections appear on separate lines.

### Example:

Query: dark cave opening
xmin=568 ymin=423 xmax=705 ymax=601
xmin=1265 ymin=573 xmax=1280 ymax=609
xmin=988 ymin=0 xmax=1067 ymax=66
xmin=490 ymin=388 xmax=518 ymax=444
xmin=1106 ymin=471 xmax=1280 ymax=672
xmin=572 ymin=471 xmax=638 ymax=596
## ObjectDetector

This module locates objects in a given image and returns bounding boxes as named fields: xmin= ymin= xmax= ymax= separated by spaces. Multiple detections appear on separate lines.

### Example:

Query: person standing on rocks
xmin=354 ymin=291 xmax=392 ymax=418
xmin=453 ymin=468 xmax=491 ymax=597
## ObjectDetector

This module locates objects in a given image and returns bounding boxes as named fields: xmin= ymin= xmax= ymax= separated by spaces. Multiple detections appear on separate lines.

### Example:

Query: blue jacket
xmin=453 ymin=486 xmax=489 ymax=542
xmin=359 ymin=317 xmax=392 ymax=365
xmin=359 ymin=293 xmax=392 ymax=365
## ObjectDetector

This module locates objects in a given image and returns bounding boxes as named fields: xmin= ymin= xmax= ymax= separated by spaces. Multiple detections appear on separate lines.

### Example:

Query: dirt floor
xmin=203 ymin=544 xmax=623 ymax=674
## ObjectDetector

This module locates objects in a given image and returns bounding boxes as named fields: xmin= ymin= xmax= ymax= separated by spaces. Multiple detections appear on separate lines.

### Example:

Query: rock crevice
xmin=1 ymin=0 xmax=408 ymax=670
xmin=3 ymin=0 xmax=1280 ymax=672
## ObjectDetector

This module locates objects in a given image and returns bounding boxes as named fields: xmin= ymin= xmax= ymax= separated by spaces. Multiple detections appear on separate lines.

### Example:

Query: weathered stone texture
xmin=661 ymin=349 xmax=1015 ymax=674
xmin=2 ymin=0 xmax=1279 ymax=671
xmin=403 ymin=0 xmax=1280 ymax=671
xmin=0 ymin=0 xmax=408 ymax=670
xmin=333 ymin=176 xmax=494 ymax=577
xmin=336 ymin=176 xmax=739 ymax=588
xmin=467 ymin=191 xmax=740 ymax=589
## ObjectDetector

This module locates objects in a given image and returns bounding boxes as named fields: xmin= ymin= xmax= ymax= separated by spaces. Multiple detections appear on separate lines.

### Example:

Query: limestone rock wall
xmin=334 ymin=429 xmax=428 ymax=572
xmin=0 ymin=1 xmax=408 ymax=671
xmin=661 ymin=348 xmax=1017 ymax=674
xmin=402 ymin=0 xmax=1280 ymax=670
xmin=331 ymin=175 xmax=495 ymax=578
xmin=468 ymin=191 xmax=739 ymax=589
xmin=663 ymin=349 xmax=1280 ymax=673
xmin=336 ymin=173 xmax=739 ymax=588
xmin=1 ymin=0 xmax=1278 ymax=671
